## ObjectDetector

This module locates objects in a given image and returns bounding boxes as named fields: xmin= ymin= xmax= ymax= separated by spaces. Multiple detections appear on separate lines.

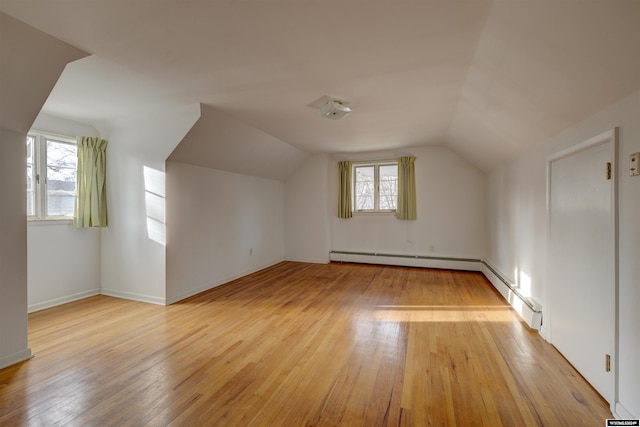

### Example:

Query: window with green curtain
xmin=396 ymin=156 xmax=416 ymax=220
xmin=338 ymin=160 xmax=353 ymax=218
xmin=74 ymin=136 xmax=108 ymax=228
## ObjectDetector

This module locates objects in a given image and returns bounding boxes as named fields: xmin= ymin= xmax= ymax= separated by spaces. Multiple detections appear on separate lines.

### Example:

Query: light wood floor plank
xmin=0 ymin=262 xmax=610 ymax=426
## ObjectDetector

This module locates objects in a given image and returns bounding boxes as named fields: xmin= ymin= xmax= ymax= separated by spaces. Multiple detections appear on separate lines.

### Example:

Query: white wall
xmin=485 ymin=146 xmax=549 ymax=307
xmin=331 ymin=146 xmax=487 ymax=259
xmin=0 ymin=129 xmax=32 ymax=369
xmin=27 ymin=113 xmax=102 ymax=312
xmin=99 ymin=104 xmax=200 ymax=304
xmin=0 ymin=13 xmax=88 ymax=369
xmin=31 ymin=111 xmax=98 ymax=137
xmin=27 ymin=223 xmax=101 ymax=312
xmin=486 ymin=90 xmax=640 ymax=419
xmin=284 ymin=154 xmax=332 ymax=263
xmin=166 ymin=162 xmax=286 ymax=303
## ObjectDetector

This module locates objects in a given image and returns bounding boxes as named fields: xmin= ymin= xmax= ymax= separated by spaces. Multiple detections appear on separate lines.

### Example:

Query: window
xmin=27 ymin=132 xmax=77 ymax=219
xmin=353 ymin=161 xmax=398 ymax=212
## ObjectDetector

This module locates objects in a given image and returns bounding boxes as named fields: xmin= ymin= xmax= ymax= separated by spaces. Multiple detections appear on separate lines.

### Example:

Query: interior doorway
xmin=547 ymin=129 xmax=617 ymax=405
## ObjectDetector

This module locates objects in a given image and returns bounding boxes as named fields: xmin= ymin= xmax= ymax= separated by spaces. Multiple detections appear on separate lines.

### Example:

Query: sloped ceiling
xmin=0 ymin=13 xmax=87 ymax=133
xmin=169 ymin=104 xmax=309 ymax=181
xmin=1 ymin=1 xmax=639 ymax=172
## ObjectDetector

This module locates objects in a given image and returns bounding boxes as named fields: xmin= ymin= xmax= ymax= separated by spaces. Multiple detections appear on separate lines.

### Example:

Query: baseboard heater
xmin=329 ymin=250 xmax=542 ymax=330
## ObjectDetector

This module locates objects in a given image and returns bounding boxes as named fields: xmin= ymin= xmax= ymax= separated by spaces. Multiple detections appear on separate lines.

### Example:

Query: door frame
xmin=545 ymin=127 xmax=618 ymax=408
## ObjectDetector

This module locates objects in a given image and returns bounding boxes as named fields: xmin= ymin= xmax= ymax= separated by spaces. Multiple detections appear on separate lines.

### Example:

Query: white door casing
xmin=547 ymin=129 xmax=617 ymax=405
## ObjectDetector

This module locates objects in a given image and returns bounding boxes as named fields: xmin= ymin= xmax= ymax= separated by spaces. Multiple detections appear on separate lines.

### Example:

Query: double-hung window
xmin=353 ymin=161 xmax=398 ymax=212
xmin=26 ymin=132 xmax=77 ymax=219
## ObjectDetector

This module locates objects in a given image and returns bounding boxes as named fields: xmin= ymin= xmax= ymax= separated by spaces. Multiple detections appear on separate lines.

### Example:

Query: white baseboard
xmin=329 ymin=251 xmax=542 ymax=330
xmin=480 ymin=262 xmax=542 ymax=330
xmin=100 ymin=288 xmax=166 ymax=306
xmin=165 ymin=282 xmax=222 ymax=306
xmin=613 ymin=401 xmax=636 ymax=420
xmin=285 ymin=257 xmax=330 ymax=264
xmin=28 ymin=289 xmax=101 ymax=313
xmin=23 ymin=255 xmax=542 ymax=333
xmin=330 ymin=251 xmax=481 ymax=271
xmin=25 ymin=261 xmax=289 ymax=310
xmin=0 ymin=348 xmax=33 ymax=370
xmin=165 ymin=259 xmax=286 ymax=305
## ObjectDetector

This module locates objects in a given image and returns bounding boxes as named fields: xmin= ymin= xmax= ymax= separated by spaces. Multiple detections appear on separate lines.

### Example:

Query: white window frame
xmin=27 ymin=131 xmax=77 ymax=221
xmin=352 ymin=160 xmax=398 ymax=213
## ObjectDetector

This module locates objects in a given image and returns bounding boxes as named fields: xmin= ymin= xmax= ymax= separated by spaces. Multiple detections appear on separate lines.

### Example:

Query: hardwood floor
xmin=0 ymin=262 xmax=610 ymax=426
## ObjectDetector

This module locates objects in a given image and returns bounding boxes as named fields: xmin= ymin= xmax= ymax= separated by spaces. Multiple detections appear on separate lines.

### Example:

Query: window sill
xmin=27 ymin=218 xmax=74 ymax=226
xmin=352 ymin=211 xmax=397 ymax=217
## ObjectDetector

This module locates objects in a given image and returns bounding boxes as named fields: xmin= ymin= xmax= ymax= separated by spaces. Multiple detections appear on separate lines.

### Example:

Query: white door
xmin=548 ymin=130 xmax=616 ymax=403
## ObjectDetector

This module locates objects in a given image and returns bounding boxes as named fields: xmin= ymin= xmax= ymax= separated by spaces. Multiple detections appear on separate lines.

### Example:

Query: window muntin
xmin=353 ymin=161 xmax=398 ymax=212
xmin=27 ymin=133 xmax=77 ymax=219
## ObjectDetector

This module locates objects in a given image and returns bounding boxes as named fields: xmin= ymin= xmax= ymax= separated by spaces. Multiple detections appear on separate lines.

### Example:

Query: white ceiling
xmin=2 ymin=1 xmax=640 ymax=171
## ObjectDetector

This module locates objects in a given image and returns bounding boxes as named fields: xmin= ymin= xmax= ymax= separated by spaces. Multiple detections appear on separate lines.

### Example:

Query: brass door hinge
xmin=606 ymin=162 xmax=612 ymax=180
xmin=606 ymin=354 xmax=611 ymax=372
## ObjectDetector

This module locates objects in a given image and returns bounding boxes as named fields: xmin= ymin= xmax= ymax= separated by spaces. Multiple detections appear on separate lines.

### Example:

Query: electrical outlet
xmin=630 ymin=152 xmax=640 ymax=176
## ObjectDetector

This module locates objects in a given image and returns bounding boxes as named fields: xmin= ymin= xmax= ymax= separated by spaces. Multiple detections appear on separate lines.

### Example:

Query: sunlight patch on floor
xmin=373 ymin=305 xmax=514 ymax=323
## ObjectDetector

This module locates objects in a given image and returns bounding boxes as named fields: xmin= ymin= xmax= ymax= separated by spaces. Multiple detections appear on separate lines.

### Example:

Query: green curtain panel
xmin=397 ymin=156 xmax=417 ymax=220
xmin=338 ymin=160 xmax=353 ymax=219
xmin=74 ymin=136 xmax=108 ymax=228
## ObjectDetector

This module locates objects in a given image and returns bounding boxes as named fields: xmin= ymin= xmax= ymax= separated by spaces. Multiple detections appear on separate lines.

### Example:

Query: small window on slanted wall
xmin=353 ymin=161 xmax=398 ymax=212
xmin=27 ymin=132 xmax=77 ymax=219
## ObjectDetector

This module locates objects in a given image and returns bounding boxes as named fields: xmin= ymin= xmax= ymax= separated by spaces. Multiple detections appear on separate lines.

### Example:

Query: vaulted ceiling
xmin=2 ymin=1 xmax=640 ymax=171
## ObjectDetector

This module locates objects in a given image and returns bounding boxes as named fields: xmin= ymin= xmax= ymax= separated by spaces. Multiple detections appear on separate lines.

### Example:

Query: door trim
xmin=545 ymin=127 xmax=618 ymax=409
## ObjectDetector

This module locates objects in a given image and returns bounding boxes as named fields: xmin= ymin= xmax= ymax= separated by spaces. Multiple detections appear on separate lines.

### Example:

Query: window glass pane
xmin=26 ymin=136 xmax=35 ymax=216
xmin=354 ymin=166 xmax=375 ymax=210
xmin=379 ymin=164 xmax=398 ymax=210
xmin=46 ymin=139 xmax=77 ymax=217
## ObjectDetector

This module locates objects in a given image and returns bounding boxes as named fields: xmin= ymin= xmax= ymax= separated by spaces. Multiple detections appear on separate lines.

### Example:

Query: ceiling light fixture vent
xmin=317 ymin=99 xmax=352 ymax=120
